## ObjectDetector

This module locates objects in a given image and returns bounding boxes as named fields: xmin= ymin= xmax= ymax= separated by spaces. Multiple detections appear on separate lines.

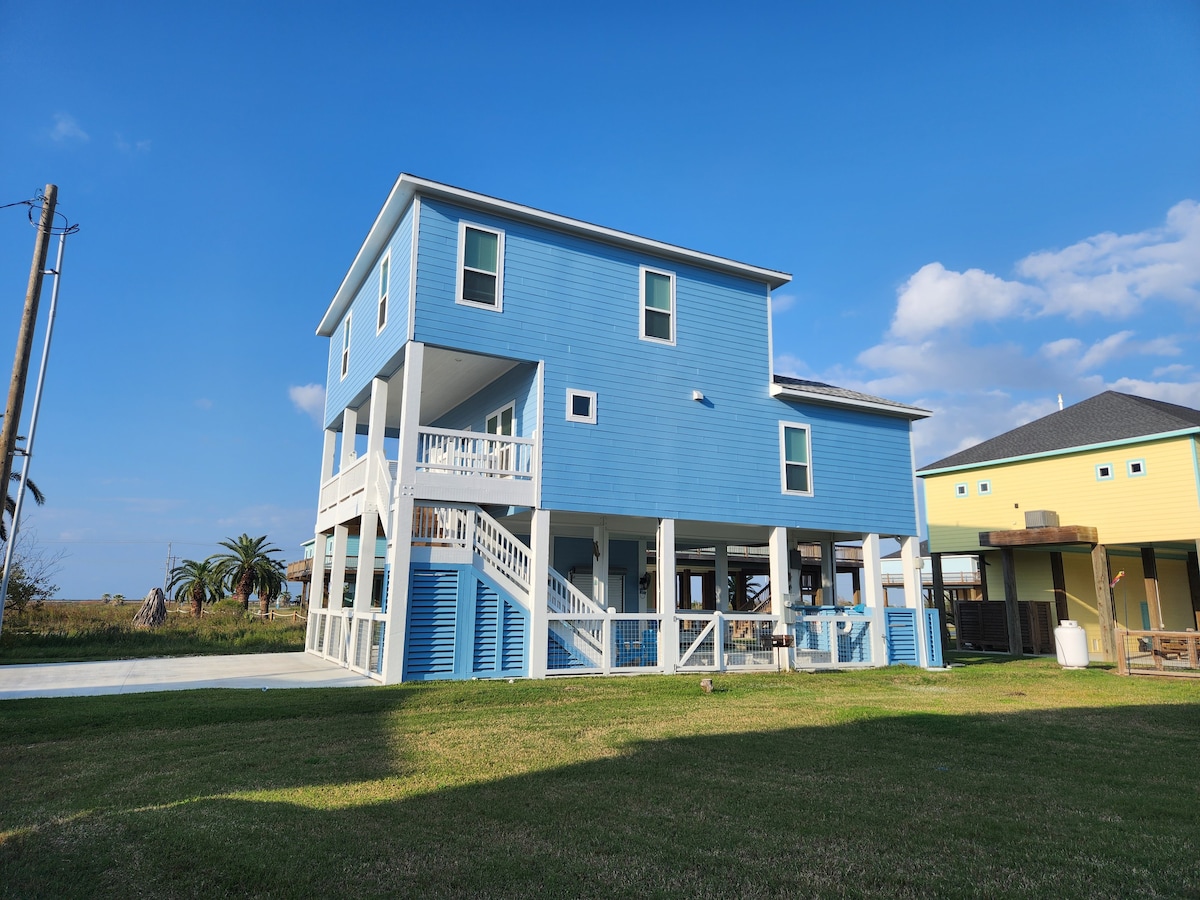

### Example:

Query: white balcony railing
xmin=416 ymin=427 xmax=534 ymax=480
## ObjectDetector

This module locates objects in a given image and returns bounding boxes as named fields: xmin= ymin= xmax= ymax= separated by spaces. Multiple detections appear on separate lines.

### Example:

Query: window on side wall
xmin=954 ymin=483 xmax=968 ymax=498
xmin=1127 ymin=459 xmax=1146 ymax=477
xmin=977 ymin=480 xmax=991 ymax=495
xmin=1096 ymin=463 xmax=1114 ymax=481
xmin=340 ymin=314 xmax=351 ymax=380
xmin=640 ymin=266 xmax=675 ymax=345
xmin=566 ymin=389 xmax=597 ymax=424
xmin=779 ymin=422 xmax=812 ymax=495
xmin=457 ymin=222 xmax=504 ymax=310
xmin=377 ymin=253 xmax=389 ymax=333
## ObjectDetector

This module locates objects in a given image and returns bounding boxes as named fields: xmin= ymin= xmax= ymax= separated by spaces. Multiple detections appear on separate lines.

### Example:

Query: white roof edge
xmin=318 ymin=174 xmax=793 ymax=335
xmin=769 ymin=382 xmax=931 ymax=420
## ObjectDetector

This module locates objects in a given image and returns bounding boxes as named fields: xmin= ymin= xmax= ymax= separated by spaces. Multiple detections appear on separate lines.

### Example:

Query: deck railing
xmin=675 ymin=612 xmax=780 ymax=672
xmin=307 ymin=609 xmax=386 ymax=679
xmin=1115 ymin=627 xmax=1200 ymax=677
xmin=416 ymin=426 xmax=534 ymax=480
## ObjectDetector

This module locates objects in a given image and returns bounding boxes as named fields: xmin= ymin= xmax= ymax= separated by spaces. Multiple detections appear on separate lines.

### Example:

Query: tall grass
xmin=0 ymin=601 xmax=305 ymax=663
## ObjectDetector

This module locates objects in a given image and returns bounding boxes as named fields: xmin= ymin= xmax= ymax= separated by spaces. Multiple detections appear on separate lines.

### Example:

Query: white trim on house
xmin=318 ymin=174 xmax=791 ymax=335
xmin=566 ymin=389 xmax=598 ymax=424
xmin=779 ymin=421 xmax=813 ymax=496
xmin=639 ymin=265 xmax=676 ymax=346
xmin=407 ymin=197 xmax=420 ymax=343
xmin=455 ymin=220 xmax=505 ymax=312
xmin=376 ymin=250 xmax=390 ymax=335
xmin=486 ymin=401 xmax=516 ymax=437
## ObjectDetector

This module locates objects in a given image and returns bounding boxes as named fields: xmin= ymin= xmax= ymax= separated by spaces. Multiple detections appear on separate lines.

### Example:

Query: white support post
xmin=329 ymin=525 xmax=350 ymax=621
xmin=529 ymin=508 xmax=551 ymax=678
xmin=900 ymin=534 xmax=929 ymax=667
xmin=380 ymin=342 xmax=425 ymax=685
xmin=820 ymin=538 xmax=836 ymax=606
xmin=715 ymin=609 xmax=726 ymax=671
xmin=341 ymin=406 xmax=359 ymax=467
xmin=637 ymin=540 xmax=648 ymax=613
xmin=311 ymin=533 xmax=328 ymax=610
xmin=862 ymin=533 xmax=888 ymax=666
xmin=320 ymin=429 xmax=337 ymax=481
xmin=657 ymin=518 xmax=677 ymax=672
xmin=367 ymin=376 xmax=388 ymax=457
xmin=593 ymin=523 xmax=609 ymax=610
xmin=714 ymin=544 xmax=729 ymax=612
xmin=355 ymin=511 xmax=379 ymax=614
xmin=768 ymin=526 xmax=791 ymax=671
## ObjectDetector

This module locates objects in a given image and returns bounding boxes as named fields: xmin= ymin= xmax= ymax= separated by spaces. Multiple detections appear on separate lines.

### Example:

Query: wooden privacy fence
xmin=1115 ymin=627 xmax=1200 ymax=677
xmin=954 ymin=600 xmax=1054 ymax=654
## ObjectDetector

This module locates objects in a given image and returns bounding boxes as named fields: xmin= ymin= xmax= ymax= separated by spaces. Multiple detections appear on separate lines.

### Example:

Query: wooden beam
xmin=1141 ymin=547 xmax=1164 ymax=630
xmin=931 ymin=552 xmax=951 ymax=658
xmin=979 ymin=525 xmax=1099 ymax=547
xmin=1050 ymin=552 xmax=1068 ymax=624
xmin=1000 ymin=547 xmax=1023 ymax=657
xmin=1187 ymin=549 xmax=1200 ymax=631
xmin=1091 ymin=544 xmax=1116 ymax=661
xmin=977 ymin=553 xmax=990 ymax=603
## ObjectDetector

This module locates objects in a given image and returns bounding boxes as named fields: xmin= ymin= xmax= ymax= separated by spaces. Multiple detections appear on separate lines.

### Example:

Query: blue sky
xmin=1 ymin=1 xmax=1197 ymax=598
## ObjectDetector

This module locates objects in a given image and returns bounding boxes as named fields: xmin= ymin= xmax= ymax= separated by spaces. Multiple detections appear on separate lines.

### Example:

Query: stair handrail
xmin=547 ymin=568 xmax=606 ymax=617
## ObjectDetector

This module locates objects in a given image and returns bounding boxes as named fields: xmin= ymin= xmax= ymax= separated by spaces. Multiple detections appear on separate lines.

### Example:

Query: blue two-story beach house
xmin=305 ymin=175 xmax=938 ymax=683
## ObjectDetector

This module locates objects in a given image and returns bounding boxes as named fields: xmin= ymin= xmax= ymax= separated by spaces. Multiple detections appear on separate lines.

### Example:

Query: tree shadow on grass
xmin=2 ymin=696 xmax=1197 ymax=899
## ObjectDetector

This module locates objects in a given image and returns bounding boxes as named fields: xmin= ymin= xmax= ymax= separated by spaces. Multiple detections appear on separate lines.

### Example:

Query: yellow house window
xmin=1096 ymin=463 xmax=1114 ymax=481
xmin=1127 ymin=459 xmax=1146 ymax=477
xmin=954 ymin=482 xmax=968 ymax=498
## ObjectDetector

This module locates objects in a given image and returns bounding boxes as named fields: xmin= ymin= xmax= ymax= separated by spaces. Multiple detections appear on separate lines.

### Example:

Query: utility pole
xmin=0 ymin=185 xmax=56 ymax=532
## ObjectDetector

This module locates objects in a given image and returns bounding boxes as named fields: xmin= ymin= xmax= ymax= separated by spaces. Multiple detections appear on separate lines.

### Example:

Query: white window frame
xmin=377 ymin=251 xmax=390 ymax=334
xmin=779 ymin=421 xmax=813 ymax=496
xmin=639 ymin=265 xmax=676 ymax=345
xmin=566 ymin=389 xmax=597 ymax=424
xmin=977 ymin=480 xmax=991 ymax=495
xmin=456 ymin=221 xmax=505 ymax=312
xmin=1096 ymin=463 xmax=1114 ymax=481
xmin=340 ymin=313 xmax=351 ymax=380
xmin=954 ymin=482 xmax=968 ymax=498
xmin=1127 ymin=459 xmax=1146 ymax=477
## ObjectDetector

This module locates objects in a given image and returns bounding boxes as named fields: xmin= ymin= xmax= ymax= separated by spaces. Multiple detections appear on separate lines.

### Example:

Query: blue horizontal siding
xmin=325 ymin=202 xmax=414 ymax=428
xmin=406 ymin=197 xmax=916 ymax=535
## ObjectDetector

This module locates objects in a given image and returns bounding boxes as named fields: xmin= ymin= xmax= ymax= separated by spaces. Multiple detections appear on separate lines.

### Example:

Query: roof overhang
xmin=979 ymin=525 xmax=1099 ymax=547
xmin=769 ymin=382 xmax=930 ymax=420
xmin=319 ymin=174 xmax=793 ymax=336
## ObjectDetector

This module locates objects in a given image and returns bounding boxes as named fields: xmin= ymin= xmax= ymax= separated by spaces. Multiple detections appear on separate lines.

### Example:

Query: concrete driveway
xmin=0 ymin=652 xmax=377 ymax=699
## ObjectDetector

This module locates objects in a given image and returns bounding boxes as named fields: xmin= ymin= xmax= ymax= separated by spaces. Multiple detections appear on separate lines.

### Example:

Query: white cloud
xmin=50 ymin=113 xmax=89 ymax=143
xmin=115 ymin=134 xmax=152 ymax=154
xmin=772 ymin=354 xmax=810 ymax=378
xmin=771 ymin=293 xmax=796 ymax=314
xmin=889 ymin=263 xmax=1034 ymax=339
xmin=1152 ymin=363 xmax=1192 ymax=378
xmin=1104 ymin=378 xmax=1200 ymax=410
xmin=289 ymin=384 xmax=325 ymax=425
xmin=194 ymin=398 xmax=213 ymax=410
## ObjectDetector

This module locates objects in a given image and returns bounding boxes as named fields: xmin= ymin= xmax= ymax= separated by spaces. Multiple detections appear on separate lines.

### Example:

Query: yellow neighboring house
xmin=918 ymin=391 xmax=1200 ymax=661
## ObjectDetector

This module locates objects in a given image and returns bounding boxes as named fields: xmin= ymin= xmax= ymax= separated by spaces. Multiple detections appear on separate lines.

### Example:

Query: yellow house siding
xmin=924 ymin=435 xmax=1200 ymax=553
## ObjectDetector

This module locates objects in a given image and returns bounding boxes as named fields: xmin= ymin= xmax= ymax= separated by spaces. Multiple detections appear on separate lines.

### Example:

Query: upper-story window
xmin=377 ymin=253 xmax=390 ymax=333
xmin=457 ymin=222 xmax=504 ymax=311
xmin=1127 ymin=459 xmax=1146 ymax=477
xmin=977 ymin=480 xmax=992 ymax=495
xmin=1096 ymin=463 xmax=1114 ymax=481
xmin=640 ymin=266 xmax=676 ymax=345
xmin=954 ymin=482 xmax=968 ymax=498
xmin=340 ymin=314 xmax=351 ymax=380
xmin=566 ymin=389 xmax=597 ymax=424
xmin=779 ymin=422 xmax=812 ymax=495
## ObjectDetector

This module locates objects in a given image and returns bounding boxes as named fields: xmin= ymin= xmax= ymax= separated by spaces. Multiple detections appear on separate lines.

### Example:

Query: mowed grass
xmin=0 ymin=601 xmax=305 ymax=664
xmin=1 ymin=658 xmax=1198 ymax=899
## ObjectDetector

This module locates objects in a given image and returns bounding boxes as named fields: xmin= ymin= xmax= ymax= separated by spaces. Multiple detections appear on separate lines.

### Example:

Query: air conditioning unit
xmin=1025 ymin=510 xmax=1059 ymax=529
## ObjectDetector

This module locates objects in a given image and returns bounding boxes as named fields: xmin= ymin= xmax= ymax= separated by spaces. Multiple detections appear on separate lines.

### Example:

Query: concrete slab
xmin=0 ymin=652 xmax=377 ymax=700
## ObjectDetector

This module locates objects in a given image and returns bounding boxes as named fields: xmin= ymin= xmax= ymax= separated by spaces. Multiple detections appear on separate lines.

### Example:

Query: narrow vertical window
xmin=377 ymin=254 xmax=389 ymax=333
xmin=780 ymin=422 xmax=812 ymax=495
xmin=640 ymin=266 xmax=675 ymax=344
xmin=457 ymin=223 xmax=504 ymax=310
xmin=340 ymin=314 xmax=351 ymax=379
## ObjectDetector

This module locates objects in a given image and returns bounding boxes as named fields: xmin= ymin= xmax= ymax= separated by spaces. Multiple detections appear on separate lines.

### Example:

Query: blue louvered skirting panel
xmin=471 ymin=580 xmax=527 ymax=677
xmin=500 ymin=600 xmax=526 ymax=672
xmin=405 ymin=570 xmax=459 ymax=680
xmin=886 ymin=608 xmax=919 ymax=665
xmin=924 ymin=608 xmax=943 ymax=667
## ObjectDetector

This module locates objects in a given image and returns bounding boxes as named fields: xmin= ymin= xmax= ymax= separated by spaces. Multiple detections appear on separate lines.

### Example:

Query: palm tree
xmin=255 ymin=559 xmax=286 ymax=617
xmin=3 ymin=470 xmax=44 ymax=542
xmin=212 ymin=533 xmax=284 ymax=611
xmin=167 ymin=558 xmax=223 ymax=618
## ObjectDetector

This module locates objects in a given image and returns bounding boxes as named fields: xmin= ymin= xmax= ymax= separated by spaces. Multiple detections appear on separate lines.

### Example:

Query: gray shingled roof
xmin=772 ymin=375 xmax=929 ymax=418
xmin=919 ymin=391 xmax=1200 ymax=472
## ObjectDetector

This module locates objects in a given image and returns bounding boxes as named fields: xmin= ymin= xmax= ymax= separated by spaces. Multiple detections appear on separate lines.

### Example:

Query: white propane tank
xmin=1054 ymin=620 xmax=1090 ymax=669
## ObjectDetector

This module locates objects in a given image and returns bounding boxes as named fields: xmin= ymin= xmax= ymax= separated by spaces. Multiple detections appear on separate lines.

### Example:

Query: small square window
xmin=977 ymin=480 xmax=991 ymax=495
xmin=640 ymin=266 xmax=676 ymax=345
xmin=1127 ymin=459 xmax=1146 ymax=477
xmin=566 ymin=389 xmax=597 ymax=424
xmin=1096 ymin=463 xmax=1114 ymax=481
xmin=456 ymin=222 xmax=504 ymax=311
xmin=954 ymin=483 xmax=968 ymax=498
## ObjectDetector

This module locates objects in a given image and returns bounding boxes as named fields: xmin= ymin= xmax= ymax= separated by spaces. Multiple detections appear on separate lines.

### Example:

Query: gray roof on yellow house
xmin=919 ymin=391 xmax=1200 ymax=473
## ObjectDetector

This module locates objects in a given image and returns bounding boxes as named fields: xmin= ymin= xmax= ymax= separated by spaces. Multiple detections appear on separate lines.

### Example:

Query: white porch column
xmin=320 ymin=429 xmax=337 ymax=481
xmin=636 ymin=540 xmax=648 ymax=613
xmin=367 ymin=376 xmax=388 ymax=457
xmin=529 ymin=508 xmax=551 ymax=678
xmin=592 ymin=523 xmax=609 ymax=609
xmin=862 ymin=533 xmax=888 ymax=665
xmin=900 ymin=534 xmax=930 ymax=667
xmin=328 ymin=525 xmax=350 ymax=615
xmin=820 ymin=539 xmax=836 ymax=606
xmin=341 ymin=406 xmax=359 ymax=467
xmin=311 ymin=533 xmax=328 ymax=610
xmin=355 ymin=511 xmax=379 ymax=613
xmin=657 ymin=518 xmax=678 ymax=671
xmin=768 ymin=527 xmax=790 ymax=672
xmin=714 ymin=543 xmax=730 ymax=612
xmin=380 ymin=342 xmax=424 ymax=684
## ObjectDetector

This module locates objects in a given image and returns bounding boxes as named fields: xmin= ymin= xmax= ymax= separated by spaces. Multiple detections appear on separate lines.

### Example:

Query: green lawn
xmin=1 ymin=658 xmax=1197 ymax=898
xmin=0 ymin=601 xmax=306 ymax=664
